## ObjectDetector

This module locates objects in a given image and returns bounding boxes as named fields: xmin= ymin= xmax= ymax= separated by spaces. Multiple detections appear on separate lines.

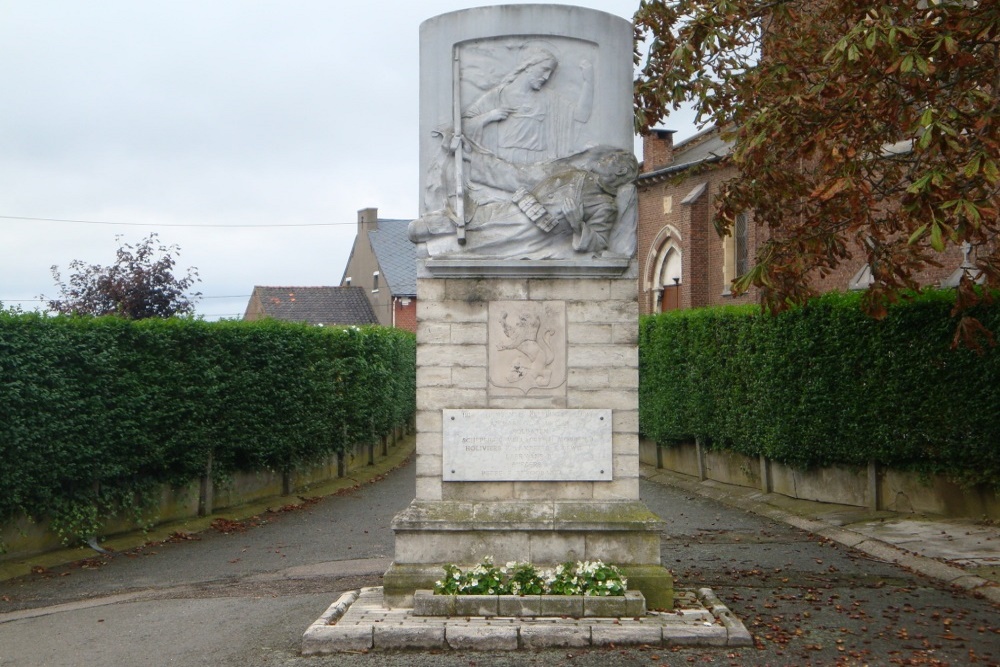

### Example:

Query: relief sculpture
xmin=497 ymin=311 xmax=555 ymax=387
xmin=410 ymin=38 xmax=638 ymax=261
xmin=460 ymin=45 xmax=592 ymax=165
xmin=489 ymin=301 xmax=566 ymax=395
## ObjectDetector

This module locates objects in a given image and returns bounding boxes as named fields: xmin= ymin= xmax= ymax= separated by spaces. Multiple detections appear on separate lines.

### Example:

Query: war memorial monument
xmin=303 ymin=5 xmax=756 ymax=653
xmin=383 ymin=3 xmax=673 ymax=609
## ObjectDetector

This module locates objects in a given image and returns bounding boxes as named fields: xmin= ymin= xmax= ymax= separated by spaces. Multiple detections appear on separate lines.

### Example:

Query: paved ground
xmin=1 ymin=438 xmax=998 ymax=666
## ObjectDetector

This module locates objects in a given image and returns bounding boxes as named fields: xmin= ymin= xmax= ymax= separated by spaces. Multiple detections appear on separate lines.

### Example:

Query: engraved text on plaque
xmin=442 ymin=409 xmax=612 ymax=481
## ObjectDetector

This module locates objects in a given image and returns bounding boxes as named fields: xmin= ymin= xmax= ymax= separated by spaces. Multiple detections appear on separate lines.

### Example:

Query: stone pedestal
xmin=384 ymin=267 xmax=673 ymax=609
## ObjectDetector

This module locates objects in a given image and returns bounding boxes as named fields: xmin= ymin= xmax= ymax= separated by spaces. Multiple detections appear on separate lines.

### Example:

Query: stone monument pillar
xmin=384 ymin=4 xmax=673 ymax=610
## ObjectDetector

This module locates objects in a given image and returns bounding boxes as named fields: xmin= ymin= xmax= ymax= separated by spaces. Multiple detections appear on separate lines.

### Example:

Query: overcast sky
xmin=1 ymin=1 xmax=699 ymax=320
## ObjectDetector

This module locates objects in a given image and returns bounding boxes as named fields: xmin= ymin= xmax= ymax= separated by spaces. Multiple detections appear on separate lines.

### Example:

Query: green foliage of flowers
xmin=546 ymin=560 xmax=628 ymax=597
xmin=639 ymin=290 xmax=1000 ymax=487
xmin=433 ymin=558 xmax=627 ymax=597
xmin=435 ymin=558 xmax=506 ymax=596
xmin=0 ymin=313 xmax=416 ymax=544
xmin=507 ymin=562 xmax=547 ymax=595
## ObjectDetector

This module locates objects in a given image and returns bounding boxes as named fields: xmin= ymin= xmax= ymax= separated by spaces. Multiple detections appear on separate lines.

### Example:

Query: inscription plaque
xmin=442 ymin=409 xmax=612 ymax=481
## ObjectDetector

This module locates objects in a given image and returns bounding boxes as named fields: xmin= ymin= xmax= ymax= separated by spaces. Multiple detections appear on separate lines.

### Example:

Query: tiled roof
xmin=246 ymin=286 xmax=378 ymax=326
xmin=369 ymin=219 xmax=417 ymax=297
xmin=672 ymin=131 xmax=731 ymax=167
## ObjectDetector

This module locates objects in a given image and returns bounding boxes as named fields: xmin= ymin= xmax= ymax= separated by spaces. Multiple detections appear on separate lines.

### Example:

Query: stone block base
xmin=302 ymin=587 xmax=753 ymax=654
xmin=385 ymin=499 xmax=672 ymax=609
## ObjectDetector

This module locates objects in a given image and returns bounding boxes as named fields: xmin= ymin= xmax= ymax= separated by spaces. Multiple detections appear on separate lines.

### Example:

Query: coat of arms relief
xmin=488 ymin=301 xmax=566 ymax=396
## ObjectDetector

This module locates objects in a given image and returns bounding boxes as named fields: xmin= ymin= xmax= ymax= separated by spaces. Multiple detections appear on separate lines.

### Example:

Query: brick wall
xmin=637 ymin=161 xmax=757 ymax=315
xmin=642 ymin=130 xmax=675 ymax=173
xmin=393 ymin=298 xmax=417 ymax=333
xmin=637 ymin=155 xmax=965 ymax=314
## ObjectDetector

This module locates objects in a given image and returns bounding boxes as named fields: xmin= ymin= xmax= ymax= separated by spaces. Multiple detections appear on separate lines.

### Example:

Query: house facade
xmin=637 ymin=128 xmax=972 ymax=316
xmin=637 ymin=128 xmax=756 ymax=315
xmin=340 ymin=208 xmax=417 ymax=332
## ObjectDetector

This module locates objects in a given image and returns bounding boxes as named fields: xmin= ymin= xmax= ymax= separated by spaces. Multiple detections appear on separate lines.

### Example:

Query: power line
xmin=0 ymin=215 xmax=354 ymax=228
xmin=2 ymin=295 xmax=250 ymax=302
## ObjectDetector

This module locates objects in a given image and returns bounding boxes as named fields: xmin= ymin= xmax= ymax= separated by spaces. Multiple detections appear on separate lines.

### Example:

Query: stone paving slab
xmin=302 ymin=586 xmax=753 ymax=654
xmin=853 ymin=519 xmax=1000 ymax=565
xmin=519 ymin=624 xmax=591 ymax=649
xmin=641 ymin=466 xmax=1000 ymax=595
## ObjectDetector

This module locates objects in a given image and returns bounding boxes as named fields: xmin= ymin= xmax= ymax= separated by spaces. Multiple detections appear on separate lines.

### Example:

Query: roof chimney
xmin=358 ymin=207 xmax=378 ymax=234
xmin=642 ymin=129 xmax=676 ymax=173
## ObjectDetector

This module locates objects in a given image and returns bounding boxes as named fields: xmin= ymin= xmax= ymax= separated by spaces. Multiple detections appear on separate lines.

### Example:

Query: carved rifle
xmin=452 ymin=49 xmax=467 ymax=245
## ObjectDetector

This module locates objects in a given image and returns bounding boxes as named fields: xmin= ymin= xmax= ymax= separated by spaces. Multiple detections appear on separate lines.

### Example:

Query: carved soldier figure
xmin=409 ymin=141 xmax=638 ymax=260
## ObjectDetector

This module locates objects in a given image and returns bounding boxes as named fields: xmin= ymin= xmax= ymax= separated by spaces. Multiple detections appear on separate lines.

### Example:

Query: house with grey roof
xmin=243 ymin=286 xmax=377 ymax=326
xmin=340 ymin=208 xmax=417 ymax=332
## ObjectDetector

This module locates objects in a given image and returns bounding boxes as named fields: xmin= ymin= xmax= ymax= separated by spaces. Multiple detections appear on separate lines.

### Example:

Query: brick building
xmin=637 ymin=127 xmax=973 ymax=316
xmin=638 ymin=127 xmax=754 ymax=315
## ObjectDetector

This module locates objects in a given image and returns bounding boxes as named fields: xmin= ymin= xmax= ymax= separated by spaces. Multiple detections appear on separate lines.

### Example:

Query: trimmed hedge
xmin=0 ymin=314 xmax=415 ymax=542
xmin=639 ymin=291 xmax=1000 ymax=488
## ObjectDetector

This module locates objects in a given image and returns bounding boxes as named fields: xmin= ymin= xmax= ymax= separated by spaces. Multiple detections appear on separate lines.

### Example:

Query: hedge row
xmin=639 ymin=291 xmax=1000 ymax=487
xmin=0 ymin=314 xmax=415 ymax=541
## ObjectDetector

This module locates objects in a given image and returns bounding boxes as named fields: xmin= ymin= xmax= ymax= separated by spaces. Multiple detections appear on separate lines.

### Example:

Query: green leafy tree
xmin=46 ymin=233 xmax=201 ymax=318
xmin=634 ymin=0 xmax=999 ymax=342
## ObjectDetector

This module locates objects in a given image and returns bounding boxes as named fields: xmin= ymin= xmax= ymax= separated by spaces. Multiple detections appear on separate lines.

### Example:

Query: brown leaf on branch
xmin=634 ymin=0 xmax=1000 ymax=333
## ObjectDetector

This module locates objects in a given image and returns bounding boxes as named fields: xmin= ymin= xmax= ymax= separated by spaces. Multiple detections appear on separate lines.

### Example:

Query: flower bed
xmin=433 ymin=558 xmax=628 ymax=597
xmin=417 ymin=558 xmax=644 ymax=618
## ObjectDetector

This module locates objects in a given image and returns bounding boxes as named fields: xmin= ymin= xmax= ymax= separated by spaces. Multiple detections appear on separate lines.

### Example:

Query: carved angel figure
xmin=461 ymin=47 xmax=593 ymax=165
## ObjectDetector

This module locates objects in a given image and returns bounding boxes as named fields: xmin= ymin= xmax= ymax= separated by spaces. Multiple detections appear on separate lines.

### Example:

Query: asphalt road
xmin=1 ymin=453 xmax=998 ymax=667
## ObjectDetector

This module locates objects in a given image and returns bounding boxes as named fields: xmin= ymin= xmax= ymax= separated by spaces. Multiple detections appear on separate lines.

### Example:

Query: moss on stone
xmin=620 ymin=565 xmax=674 ymax=611
xmin=554 ymin=502 xmax=662 ymax=528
